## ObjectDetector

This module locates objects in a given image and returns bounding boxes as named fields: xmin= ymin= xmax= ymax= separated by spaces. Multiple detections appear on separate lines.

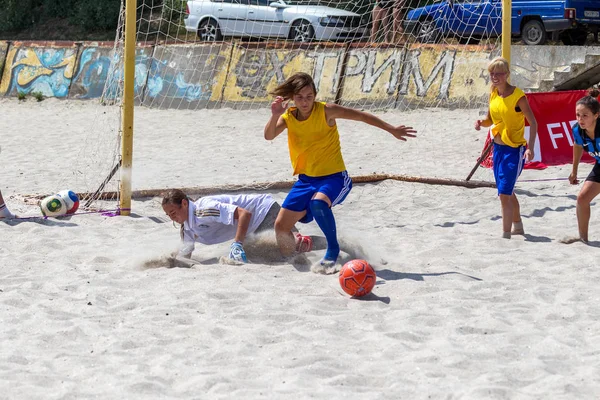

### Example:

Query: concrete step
xmin=554 ymin=54 xmax=600 ymax=90
xmin=537 ymin=79 xmax=556 ymax=92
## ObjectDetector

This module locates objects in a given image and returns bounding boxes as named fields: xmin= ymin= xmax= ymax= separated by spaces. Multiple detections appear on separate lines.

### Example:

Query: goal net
xmin=72 ymin=0 xmax=502 ymax=210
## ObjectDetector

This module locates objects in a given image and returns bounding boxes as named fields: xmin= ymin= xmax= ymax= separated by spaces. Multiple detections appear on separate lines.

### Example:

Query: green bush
xmin=72 ymin=0 xmax=122 ymax=31
xmin=160 ymin=0 xmax=187 ymax=35
xmin=0 ymin=0 xmax=39 ymax=31
xmin=0 ymin=0 xmax=121 ymax=34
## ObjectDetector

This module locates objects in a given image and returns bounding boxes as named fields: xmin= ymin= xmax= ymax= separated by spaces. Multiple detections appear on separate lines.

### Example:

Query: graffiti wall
xmin=100 ymin=46 xmax=154 ymax=105
xmin=69 ymin=44 xmax=116 ymax=100
xmin=142 ymin=44 xmax=231 ymax=109
xmin=340 ymin=47 xmax=406 ymax=108
xmin=401 ymin=45 xmax=492 ymax=108
xmin=221 ymin=44 xmax=345 ymax=108
xmin=3 ymin=41 xmax=590 ymax=110
xmin=0 ymin=41 xmax=78 ymax=98
xmin=0 ymin=42 xmax=8 ymax=82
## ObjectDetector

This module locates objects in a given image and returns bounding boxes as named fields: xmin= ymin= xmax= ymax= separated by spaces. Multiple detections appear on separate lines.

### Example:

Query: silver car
xmin=184 ymin=0 xmax=366 ymax=42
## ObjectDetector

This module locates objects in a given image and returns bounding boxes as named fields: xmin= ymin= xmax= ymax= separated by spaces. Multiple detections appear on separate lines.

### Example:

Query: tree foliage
xmin=0 ymin=0 xmax=122 ymax=34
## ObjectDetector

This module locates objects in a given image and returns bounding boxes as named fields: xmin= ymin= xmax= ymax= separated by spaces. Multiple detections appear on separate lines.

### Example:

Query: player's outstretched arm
xmin=264 ymin=96 xmax=288 ymax=140
xmin=324 ymin=103 xmax=416 ymax=141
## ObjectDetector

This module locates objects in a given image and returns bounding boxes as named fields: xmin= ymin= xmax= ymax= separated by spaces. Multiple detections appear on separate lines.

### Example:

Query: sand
xmin=0 ymin=98 xmax=599 ymax=399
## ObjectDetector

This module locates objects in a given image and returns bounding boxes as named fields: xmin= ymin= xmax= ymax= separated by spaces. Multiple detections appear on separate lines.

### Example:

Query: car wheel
xmin=521 ymin=20 xmax=546 ymax=45
xmin=198 ymin=18 xmax=222 ymax=42
xmin=289 ymin=20 xmax=315 ymax=42
xmin=416 ymin=18 xmax=441 ymax=44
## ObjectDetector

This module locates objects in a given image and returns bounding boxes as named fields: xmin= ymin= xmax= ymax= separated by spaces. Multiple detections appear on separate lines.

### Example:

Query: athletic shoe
xmin=295 ymin=233 xmax=313 ymax=253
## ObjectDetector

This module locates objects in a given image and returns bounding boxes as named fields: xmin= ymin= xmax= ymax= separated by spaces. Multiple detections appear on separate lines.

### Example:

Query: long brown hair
xmin=577 ymin=88 xmax=600 ymax=115
xmin=162 ymin=189 xmax=188 ymax=207
xmin=270 ymin=72 xmax=317 ymax=100
xmin=162 ymin=189 xmax=191 ymax=240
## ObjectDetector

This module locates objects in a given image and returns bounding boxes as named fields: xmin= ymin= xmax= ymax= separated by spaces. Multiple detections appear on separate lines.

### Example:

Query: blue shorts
xmin=282 ymin=171 xmax=352 ymax=224
xmin=493 ymin=143 xmax=525 ymax=195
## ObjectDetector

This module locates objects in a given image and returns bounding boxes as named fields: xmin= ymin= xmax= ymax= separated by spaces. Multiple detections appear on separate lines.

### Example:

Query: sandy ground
xmin=1 ymin=98 xmax=599 ymax=399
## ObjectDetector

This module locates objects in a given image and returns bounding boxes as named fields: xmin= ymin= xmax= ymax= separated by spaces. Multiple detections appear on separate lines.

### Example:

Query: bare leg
xmin=511 ymin=194 xmax=524 ymax=234
xmin=370 ymin=6 xmax=389 ymax=42
xmin=499 ymin=194 xmax=514 ymax=238
xmin=391 ymin=5 xmax=405 ymax=43
xmin=576 ymin=181 xmax=600 ymax=242
xmin=274 ymin=208 xmax=306 ymax=256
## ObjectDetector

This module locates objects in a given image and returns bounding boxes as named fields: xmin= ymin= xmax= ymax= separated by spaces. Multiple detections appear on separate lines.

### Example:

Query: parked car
xmin=403 ymin=0 xmax=590 ymax=45
xmin=185 ymin=0 xmax=366 ymax=42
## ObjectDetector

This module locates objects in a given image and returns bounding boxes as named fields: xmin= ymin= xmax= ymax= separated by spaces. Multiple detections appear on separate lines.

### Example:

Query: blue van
xmin=404 ymin=0 xmax=596 ymax=45
xmin=565 ymin=0 xmax=600 ymax=44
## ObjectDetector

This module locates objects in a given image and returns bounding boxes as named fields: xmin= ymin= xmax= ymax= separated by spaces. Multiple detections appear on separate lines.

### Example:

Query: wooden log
xmin=21 ymin=174 xmax=495 ymax=202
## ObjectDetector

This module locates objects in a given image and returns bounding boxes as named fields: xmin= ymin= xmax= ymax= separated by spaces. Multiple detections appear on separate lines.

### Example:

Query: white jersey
xmin=181 ymin=193 xmax=275 ymax=252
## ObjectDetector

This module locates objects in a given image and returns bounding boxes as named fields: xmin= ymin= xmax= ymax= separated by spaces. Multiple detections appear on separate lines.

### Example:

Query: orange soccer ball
xmin=339 ymin=259 xmax=376 ymax=297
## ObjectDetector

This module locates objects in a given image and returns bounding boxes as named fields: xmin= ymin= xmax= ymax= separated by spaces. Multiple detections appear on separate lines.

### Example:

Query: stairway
xmin=536 ymin=53 xmax=600 ymax=92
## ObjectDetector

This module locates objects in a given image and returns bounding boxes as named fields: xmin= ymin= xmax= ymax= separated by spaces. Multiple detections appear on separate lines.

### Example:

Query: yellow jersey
xmin=489 ymin=87 xmax=527 ymax=148
xmin=281 ymin=101 xmax=346 ymax=177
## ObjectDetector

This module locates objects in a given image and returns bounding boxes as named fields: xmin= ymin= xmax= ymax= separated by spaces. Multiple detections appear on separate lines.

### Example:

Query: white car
xmin=184 ymin=0 xmax=366 ymax=42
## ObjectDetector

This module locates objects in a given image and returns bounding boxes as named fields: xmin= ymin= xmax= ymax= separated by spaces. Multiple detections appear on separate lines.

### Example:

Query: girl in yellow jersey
xmin=264 ymin=72 xmax=416 ymax=270
xmin=474 ymin=57 xmax=538 ymax=239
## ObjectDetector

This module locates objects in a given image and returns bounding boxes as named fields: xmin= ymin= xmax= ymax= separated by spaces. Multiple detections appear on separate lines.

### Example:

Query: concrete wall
xmin=69 ymin=43 xmax=119 ymax=100
xmin=0 ymin=41 xmax=78 ymax=98
xmin=511 ymin=45 xmax=600 ymax=90
xmin=0 ymin=41 xmax=598 ymax=109
xmin=221 ymin=44 xmax=345 ymax=108
xmin=0 ymin=42 xmax=8 ymax=84
xmin=142 ymin=44 xmax=231 ymax=109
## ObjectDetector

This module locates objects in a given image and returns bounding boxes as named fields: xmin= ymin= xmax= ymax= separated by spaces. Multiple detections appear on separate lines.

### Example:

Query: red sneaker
xmin=295 ymin=234 xmax=313 ymax=253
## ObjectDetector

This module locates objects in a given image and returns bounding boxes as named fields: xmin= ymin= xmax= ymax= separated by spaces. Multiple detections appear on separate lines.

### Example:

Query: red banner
xmin=479 ymin=90 xmax=595 ymax=169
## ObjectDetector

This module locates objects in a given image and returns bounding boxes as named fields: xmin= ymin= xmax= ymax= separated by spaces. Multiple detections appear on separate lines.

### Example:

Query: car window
xmin=220 ymin=0 xmax=251 ymax=4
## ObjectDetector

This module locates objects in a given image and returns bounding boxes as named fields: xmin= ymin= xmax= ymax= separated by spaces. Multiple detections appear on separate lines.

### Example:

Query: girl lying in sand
xmin=161 ymin=189 xmax=312 ymax=263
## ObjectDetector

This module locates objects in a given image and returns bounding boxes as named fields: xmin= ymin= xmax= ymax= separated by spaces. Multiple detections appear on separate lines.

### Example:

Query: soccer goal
xmin=76 ymin=0 xmax=509 ymax=213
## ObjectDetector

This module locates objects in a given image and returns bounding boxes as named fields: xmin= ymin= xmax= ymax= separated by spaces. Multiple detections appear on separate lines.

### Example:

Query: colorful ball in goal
xmin=40 ymin=195 xmax=67 ymax=217
xmin=57 ymin=190 xmax=80 ymax=214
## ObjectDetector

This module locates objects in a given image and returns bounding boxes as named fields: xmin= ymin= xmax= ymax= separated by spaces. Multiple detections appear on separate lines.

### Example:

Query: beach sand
xmin=1 ymin=98 xmax=599 ymax=399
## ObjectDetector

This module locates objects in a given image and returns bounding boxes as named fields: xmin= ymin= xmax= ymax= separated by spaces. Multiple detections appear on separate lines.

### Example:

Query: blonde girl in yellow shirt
xmin=475 ymin=57 xmax=538 ymax=239
xmin=264 ymin=72 xmax=416 ymax=271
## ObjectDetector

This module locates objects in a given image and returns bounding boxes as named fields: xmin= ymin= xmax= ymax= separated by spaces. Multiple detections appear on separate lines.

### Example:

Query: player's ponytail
xmin=270 ymin=72 xmax=317 ymax=100
xmin=576 ymin=89 xmax=600 ymax=115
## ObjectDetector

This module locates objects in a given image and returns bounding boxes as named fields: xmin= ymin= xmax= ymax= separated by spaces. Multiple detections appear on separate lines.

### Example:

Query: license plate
xmin=584 ymin=10 xmax=600 ymax=18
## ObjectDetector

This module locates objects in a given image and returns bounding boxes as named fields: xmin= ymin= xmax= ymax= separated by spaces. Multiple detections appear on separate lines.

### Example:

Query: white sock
xmin=0 ymin=203 xmax=15 ymax=219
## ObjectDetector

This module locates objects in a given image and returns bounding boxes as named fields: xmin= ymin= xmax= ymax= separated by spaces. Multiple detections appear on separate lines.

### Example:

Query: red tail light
xmin=186 ymin=4 xmax=190 ymax=15
xmin=564 ymin=8 xmax=576 ymax=19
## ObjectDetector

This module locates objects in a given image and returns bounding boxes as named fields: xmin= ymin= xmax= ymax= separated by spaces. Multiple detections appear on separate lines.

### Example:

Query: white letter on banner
xmin=524 ymin=126 xmax=542 ymax=162
xmin=547 ymin=123 xmax=564 ymax=149
xmin=562 ymin=122 xmax=573 ymax=146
